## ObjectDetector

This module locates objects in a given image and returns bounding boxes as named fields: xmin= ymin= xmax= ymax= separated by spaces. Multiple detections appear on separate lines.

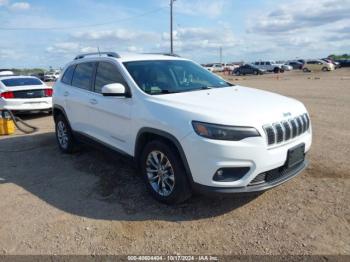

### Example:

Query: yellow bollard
xmin=0 ymin=111 xmax=15 ymax=135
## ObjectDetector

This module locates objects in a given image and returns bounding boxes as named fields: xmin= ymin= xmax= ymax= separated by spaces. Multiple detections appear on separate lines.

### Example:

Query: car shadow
xmin=0 ymin=132 xmax=260 ymax=222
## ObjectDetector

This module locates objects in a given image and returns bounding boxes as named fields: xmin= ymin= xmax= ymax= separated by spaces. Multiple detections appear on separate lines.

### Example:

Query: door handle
xmin=89 ymin=99 xmax=98 ymax=105
xmin=63 ymin=91 xmax=69 ymax=97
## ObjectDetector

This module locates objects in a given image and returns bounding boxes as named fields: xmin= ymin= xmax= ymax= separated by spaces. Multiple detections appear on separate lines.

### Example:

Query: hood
xmin=152 ymin=86 xmax=307 ymax=127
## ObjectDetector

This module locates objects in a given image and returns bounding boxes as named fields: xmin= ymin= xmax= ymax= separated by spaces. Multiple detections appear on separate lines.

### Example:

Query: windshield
xmin=1 ymin=78 xmax=42 ymax=87
xmin=123 ymin=60 xmax=232 ymax=95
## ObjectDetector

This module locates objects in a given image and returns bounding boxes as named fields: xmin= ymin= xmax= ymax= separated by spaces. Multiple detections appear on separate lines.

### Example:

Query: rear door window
xmin=71 ymin=62 xmax=95 ymax=90
xmin=94 ymin=62 xmax=127 ymax=93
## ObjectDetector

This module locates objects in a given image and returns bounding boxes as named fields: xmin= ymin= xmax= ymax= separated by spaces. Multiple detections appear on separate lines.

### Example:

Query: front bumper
xmin=192 ymin=159 xmax=308 ymax=194
xmin=0 ymin=97 xmax=52 ymax=111
xmin=181 ymin=129 xmax=312 ymax=190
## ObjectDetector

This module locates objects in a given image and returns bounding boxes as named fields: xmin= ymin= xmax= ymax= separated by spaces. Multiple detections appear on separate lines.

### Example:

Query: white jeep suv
xmin=53 ymin=52 xmax=312 ymax=204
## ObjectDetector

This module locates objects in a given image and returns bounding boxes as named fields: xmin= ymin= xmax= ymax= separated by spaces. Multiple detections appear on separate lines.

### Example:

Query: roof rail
xmin=143 ymin=52 xmax=181 ymax=57
xmin=74 ymin=52 xmax=121 ymax=60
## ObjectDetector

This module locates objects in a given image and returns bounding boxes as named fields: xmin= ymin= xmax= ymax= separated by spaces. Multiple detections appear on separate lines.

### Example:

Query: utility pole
xmin=170 ymin=0 xmax=176 ymax=54
xmin=219 ymin=47 xmax=223 ymax=64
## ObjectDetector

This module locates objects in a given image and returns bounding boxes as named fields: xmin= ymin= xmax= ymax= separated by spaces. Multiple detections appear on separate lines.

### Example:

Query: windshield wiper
xmin=151 ymin=89 xmax=180 ymax=95
xmin=199 ymin=86 xmax=213 ymax=90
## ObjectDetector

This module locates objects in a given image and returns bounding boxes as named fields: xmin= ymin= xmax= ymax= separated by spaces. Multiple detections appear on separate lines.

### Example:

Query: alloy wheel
xmin=146 ymin=150 xmax=175 ymax=196
xmin=57 ymin=121 xmax=69 ymax=149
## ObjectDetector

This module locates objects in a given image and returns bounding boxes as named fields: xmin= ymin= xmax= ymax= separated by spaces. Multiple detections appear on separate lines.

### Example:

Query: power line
xmin=0 ymin=7 xmax=166 ymax=31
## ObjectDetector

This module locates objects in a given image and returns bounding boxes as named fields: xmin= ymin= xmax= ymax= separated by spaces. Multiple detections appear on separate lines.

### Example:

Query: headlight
xmin=192 ymin=121 xmax=260 ymax=141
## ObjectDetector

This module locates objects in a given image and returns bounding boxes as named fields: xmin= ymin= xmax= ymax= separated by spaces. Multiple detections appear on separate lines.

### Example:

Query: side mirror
xmin=101 ymin=83 xmax=129 ymax=97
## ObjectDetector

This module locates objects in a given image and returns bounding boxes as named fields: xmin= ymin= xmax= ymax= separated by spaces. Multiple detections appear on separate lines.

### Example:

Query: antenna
xmin=97 ymin=46 xmax=101 ymax=56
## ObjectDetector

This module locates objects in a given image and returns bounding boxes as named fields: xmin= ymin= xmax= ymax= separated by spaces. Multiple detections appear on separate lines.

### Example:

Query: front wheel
xmin=140 ymin=140 xmax=192 ymax=204
xmin=303 ymin=68 xmax=310 ymax=72
xmin=322 ymin=67 xmax=328 ymax=72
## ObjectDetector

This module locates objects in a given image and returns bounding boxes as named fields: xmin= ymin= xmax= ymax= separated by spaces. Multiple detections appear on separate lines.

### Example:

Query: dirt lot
xmin=0 ymin=69 xmax=349 ymax=255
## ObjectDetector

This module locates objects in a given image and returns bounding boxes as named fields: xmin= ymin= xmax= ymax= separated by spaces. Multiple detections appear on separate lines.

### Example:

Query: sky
xmin=0 ymin=0 xmax=349 ymax=69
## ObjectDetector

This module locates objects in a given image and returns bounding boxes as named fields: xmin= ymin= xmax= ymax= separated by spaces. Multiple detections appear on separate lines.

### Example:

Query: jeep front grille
xmin=263 ymin=113 xmax=310 ymax=146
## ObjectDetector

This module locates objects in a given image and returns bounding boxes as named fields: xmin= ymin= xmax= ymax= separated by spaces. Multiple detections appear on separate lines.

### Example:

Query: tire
xmin=55 ymin=114 xmax=76 ymax=154
xmin=140 ymin=140 xmax=192 ymax=204
xmin=303 ymin=68 xmax=309 ymax=73
xmin=253 ymin=70 xmax=258 ymax=75
xmin=273 ymin=67 xmax=280 ymax=73
xmin=322 ymin=67 xmax=328 ymax=72
xmin=235 ymin=71 xmax=241 ymax=76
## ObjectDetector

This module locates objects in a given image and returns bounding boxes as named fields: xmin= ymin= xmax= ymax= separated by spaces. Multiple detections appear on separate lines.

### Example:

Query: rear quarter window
xmin=61 ymin=65 xmax=76 ymax=85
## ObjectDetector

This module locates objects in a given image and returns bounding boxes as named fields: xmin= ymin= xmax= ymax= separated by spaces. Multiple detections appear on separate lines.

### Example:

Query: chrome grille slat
xmin=290 ymin=119 xmax=298 ymax=138
xmin=296 ymin=117 xmax=303 ymax=134
xmin=282 ymin=121 xmax=291 ymax=141
xmin=263 ymin=114 xmax=310 ymax=146
xmin=274 ymin=123 xmax=284 ymax=143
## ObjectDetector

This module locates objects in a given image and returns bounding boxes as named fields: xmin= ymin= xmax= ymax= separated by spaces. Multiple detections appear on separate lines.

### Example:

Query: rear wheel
xmin=235 ymin=70 xmax=241 ymax=76
xmin=140 ymin=140 xmax=192 ymax=204
xmin=55 ymin=114 xmax=76 ymax=153
xmin=253 ymin=70 xmax=258 ymax=75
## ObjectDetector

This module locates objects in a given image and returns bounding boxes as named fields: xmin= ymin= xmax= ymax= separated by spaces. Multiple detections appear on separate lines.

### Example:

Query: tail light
xmin=44 ymin=89 xmax=53 ymax=97
xmin=1 ymin=91 xmax=14 ymax=99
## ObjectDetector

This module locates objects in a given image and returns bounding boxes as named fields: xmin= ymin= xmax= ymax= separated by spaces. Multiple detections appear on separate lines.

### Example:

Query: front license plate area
xmin=286 ymin=143 xmax=305 ymax=168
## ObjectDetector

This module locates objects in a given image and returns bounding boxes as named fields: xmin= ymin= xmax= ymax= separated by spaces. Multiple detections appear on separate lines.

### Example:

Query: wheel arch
xmin=134 ymin=128 xmax=194 ymax=184
xmin=53 ymin=104 xmax=68 ymax=122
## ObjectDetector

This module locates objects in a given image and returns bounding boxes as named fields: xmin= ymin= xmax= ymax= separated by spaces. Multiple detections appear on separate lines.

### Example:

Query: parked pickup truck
xmin=253 ymin=61 xmax=284 ymax=73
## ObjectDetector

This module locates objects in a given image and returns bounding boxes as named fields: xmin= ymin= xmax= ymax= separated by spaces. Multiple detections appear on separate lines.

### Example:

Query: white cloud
xmin=127 ymin=46 xmax=143 ymax=53
xmin=250 ymin=0 xmax=350 ymax=33
xmin=46 ymin=42 xmax=98 ymax=55
xmin=159 ymin=27 xmax=237 ymax=52
xmin=0 ymin=0 xmax=8 ymax=6
xmin=0 ymin=49 xmax=23 ymax=59
xmin=80 ymin=46 xmax=98 ymax=53
xmin=171 ymin=0 xmax=228 ymax=18
xmin=72 ymin=29 xmax=158 ymax=42
xmin=9 ymin=2 xmax=30 ymax=11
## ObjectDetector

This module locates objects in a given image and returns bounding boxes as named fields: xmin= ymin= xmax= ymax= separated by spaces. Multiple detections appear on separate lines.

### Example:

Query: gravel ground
xmin=0 ymin=69 xmax=349 ymax=255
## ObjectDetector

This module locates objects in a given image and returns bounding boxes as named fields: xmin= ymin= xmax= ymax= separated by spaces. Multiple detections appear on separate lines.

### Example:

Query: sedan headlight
xmin=192 ymin=121 xmax=260 ymax=141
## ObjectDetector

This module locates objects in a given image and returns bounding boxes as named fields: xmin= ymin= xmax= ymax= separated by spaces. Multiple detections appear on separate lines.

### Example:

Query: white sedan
xmin=0 ymin=75 xmax=53 ymax=112
xmin=282 ymin=64 xmax=293 ymax=71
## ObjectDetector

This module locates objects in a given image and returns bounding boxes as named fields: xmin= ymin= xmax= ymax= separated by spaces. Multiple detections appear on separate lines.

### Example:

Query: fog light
xmin=213 ymin=167 xmax=250 ymax=182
